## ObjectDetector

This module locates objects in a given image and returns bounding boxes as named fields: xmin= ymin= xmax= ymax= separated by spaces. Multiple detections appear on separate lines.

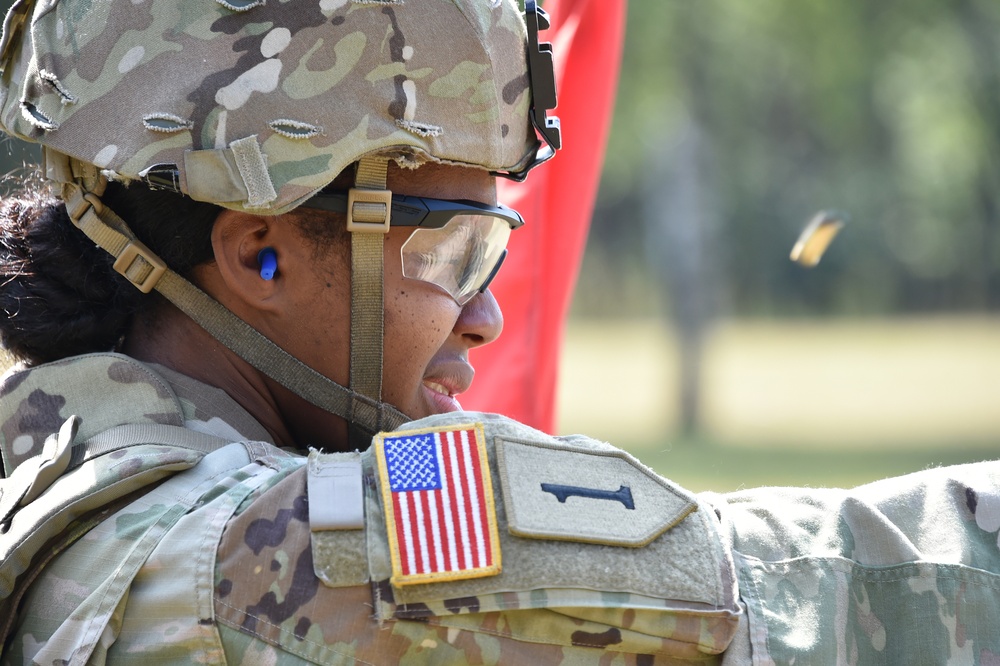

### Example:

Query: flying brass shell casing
xmin=790 ymin=211 xmax=847 ymax=267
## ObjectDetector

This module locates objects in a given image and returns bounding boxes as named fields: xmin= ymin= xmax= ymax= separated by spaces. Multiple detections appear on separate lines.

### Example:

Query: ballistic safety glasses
xmin=302 ymin=191 xmax=524 ymax=305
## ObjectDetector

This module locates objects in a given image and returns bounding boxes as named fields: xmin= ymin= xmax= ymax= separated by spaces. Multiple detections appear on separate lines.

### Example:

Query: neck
xmin=122 ymin=301 xmax=311 ymax=449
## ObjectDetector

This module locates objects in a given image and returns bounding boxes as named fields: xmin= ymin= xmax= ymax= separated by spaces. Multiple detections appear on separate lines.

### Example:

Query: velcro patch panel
xmin=363 ymin=412 xmax=740 ymax=658
xmin=495 ymin=437 xmax=697 ymax=547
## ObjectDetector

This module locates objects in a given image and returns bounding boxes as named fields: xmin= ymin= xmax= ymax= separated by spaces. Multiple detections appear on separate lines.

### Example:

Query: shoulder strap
xmin=0 ymin=419 xmax=233 ymax=648
xmin=31 ymin=442 xmax=255 ymax=665
xmin=1 ymin=420 xmax=229 ymax=528
xmin=72 ymin=422 xmax=230 ymax=466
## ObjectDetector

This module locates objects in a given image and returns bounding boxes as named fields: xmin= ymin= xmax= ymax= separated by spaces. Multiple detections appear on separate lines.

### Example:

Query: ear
xmin=206 ymin=210 xmax=301 ymax=316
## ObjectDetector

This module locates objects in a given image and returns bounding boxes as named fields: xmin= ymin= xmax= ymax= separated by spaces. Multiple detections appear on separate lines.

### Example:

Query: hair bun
xmin=0 ymin=187 xmax=142 ymax=364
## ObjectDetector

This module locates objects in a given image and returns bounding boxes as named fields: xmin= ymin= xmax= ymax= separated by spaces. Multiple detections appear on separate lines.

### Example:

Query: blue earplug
xmin=258 ymin=247 xmax=278 ymax=280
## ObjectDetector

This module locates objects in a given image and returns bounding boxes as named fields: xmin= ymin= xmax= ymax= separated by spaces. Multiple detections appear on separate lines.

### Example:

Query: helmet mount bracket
xmin=525 ymin=0 xmax=561 ymax=152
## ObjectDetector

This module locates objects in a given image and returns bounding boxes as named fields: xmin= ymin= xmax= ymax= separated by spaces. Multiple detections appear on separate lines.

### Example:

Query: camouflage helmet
xmin=0 ymin=0 xmax=558 ymax=214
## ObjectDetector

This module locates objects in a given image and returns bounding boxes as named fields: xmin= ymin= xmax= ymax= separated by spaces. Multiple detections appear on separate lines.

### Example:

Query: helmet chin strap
xmin=43 ymin=147 xmax=410 ymax=447
xmin=345 ymin=156 xmax=392 ymax=449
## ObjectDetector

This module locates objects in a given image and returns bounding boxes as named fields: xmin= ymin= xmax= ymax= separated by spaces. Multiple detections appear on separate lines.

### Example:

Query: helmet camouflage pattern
xmin=0 ymin=0 xmax=544 ymax=214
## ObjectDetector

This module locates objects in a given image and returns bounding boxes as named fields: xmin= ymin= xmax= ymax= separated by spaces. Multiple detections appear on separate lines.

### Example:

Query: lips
xmin=424 ymin=380 xmax=455 ymax=396
xmin=421 ymin=362 xmax=473 ymax=414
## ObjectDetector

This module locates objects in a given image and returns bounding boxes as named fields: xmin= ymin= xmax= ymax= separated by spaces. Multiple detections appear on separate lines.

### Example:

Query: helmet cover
xmin=0 ymin=0 xmax=542 ymax=213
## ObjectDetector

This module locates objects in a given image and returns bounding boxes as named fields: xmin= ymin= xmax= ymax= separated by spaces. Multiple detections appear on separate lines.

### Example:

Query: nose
xmin=454 ymin=289 xmax=503 ymax=348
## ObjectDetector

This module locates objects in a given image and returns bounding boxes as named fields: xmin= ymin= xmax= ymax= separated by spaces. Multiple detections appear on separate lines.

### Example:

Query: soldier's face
xmin=285 ymin=163 xmax=504 ymax=437
xmin=380 ymin=163 xmax=504 ymax=419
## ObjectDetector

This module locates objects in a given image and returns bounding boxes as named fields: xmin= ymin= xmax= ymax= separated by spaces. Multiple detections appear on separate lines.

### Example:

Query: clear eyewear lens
xmin=401 ymin=214 xmax=512 ymax=305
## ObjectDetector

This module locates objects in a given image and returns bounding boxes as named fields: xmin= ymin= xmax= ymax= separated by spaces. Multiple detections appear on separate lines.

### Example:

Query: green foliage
xmin=581 ymin=0 xmax=1000 ymax=317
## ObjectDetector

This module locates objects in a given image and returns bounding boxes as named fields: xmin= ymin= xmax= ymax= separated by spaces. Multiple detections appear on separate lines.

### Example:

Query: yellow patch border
xmin=374 ymin=422 xmax=502 ymax=587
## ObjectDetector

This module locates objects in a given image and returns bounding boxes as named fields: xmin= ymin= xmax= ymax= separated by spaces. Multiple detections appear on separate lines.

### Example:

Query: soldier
xmin=0 ymin=0 xmax=999 ymax=664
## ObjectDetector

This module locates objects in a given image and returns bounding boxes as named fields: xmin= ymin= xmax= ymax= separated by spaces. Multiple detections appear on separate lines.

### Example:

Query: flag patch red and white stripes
xmin=375 ymin=423 xmax=501 ymax=586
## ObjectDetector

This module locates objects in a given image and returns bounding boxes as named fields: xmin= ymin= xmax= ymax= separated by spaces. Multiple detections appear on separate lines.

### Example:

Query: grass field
xmin=556 ymin=317 xmax=1000 ymax=492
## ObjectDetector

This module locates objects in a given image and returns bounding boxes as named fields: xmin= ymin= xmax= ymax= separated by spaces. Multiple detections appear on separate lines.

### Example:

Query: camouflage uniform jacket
xmin=0 ymin=353 xmax=741 ymax=665
xmin=4 ymin=352 xmax=1000 ymax=665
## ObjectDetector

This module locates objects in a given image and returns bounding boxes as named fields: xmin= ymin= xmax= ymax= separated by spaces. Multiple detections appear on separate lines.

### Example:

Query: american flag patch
xmin=375 ymin=423 xmax=501 ymax=586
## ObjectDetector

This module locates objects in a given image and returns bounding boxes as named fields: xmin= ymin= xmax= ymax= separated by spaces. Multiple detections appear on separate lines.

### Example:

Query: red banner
xmin=463 ymin=0 xmax=627 ymax=433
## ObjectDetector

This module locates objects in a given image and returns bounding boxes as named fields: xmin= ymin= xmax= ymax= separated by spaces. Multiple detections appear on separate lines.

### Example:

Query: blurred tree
xmin=567 ymin=0 xmax=1000 ymax=435
xmin=576 ymin=0 xmax=1000 ymax=319
xmin=643 ymin=116 xmax=723 ymax=436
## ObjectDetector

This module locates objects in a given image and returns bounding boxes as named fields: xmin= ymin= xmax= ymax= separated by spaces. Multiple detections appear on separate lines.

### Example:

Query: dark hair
xmin=0 ymin=176 xmax=220 ymax=364
xmin=0 ymin=173 xmax=347 ymax=366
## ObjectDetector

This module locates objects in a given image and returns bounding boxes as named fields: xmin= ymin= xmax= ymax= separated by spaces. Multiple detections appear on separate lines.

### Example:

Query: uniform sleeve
xmin=213 ymin=413 xmax=742 ymax=665
xmin=704 ymin=461 xmax=1000 ymax=664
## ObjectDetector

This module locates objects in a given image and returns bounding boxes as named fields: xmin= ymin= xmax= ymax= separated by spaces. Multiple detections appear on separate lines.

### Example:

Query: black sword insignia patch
xmin=540 ymin=483 xmax=635 ymax=510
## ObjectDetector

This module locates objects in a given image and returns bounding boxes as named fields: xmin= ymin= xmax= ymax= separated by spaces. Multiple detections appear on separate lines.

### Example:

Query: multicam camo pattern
xmin=2 ymin=355 xmax=737 ymax=664
xmin=0 ymin=0 xmax=538 ymax=214
xmin=7 ymin=444 xmax=284 ymax=665
xmin=216 ymin=413 xmax=736 ymax=664
xmin=215 ymin=446 xmax=736 ymax=664
xmin=709 ymin=464 xmax=1000 ymax=665
xmin=7 ymin=353 xmax=1000 ymax=664
xmin=0 ymin=354 xmax=186 ymax=475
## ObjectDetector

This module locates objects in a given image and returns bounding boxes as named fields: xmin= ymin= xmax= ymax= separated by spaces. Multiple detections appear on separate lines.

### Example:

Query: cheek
xmin=380 ymin=230 xmax=462 ymax=409
xmin=287 ymin=265 xmax=352 ymax=383
xmin=383 ymin=285 xmax=456 ymax=369
xmin=382 ymin=231 xmax=453 ymax=367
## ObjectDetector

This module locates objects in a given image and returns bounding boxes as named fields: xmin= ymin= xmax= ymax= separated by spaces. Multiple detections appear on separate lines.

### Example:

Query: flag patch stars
xmin=384 ymin=436 xmax=441 ymax=492
xmin=375 ymin=423 xmax=501 ymax=586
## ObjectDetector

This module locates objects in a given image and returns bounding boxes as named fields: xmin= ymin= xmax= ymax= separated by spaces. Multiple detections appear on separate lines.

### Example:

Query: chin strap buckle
xmin=346 ymin=187 xmax=392 ymax=233
xmin=112 ymin=239 xmax=167 ymax=294
xmin=52 ymin=153 xmax=168 ymax=295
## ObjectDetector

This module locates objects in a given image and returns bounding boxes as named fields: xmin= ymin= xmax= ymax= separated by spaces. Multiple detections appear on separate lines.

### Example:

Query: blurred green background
xmin=555 ymin=0 xmax=1000 ymax=491
xmin=0 ymin=0 xmax=998 ymax=492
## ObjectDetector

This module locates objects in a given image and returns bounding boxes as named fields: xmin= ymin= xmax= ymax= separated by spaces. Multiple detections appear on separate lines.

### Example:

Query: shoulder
xmin=214 ymin=412 xmax=740 ymax=664
xmin=0 ymin=350 xmax=296 ymax=662
xmin=1 ymin=352 xmax=186 ymax=474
